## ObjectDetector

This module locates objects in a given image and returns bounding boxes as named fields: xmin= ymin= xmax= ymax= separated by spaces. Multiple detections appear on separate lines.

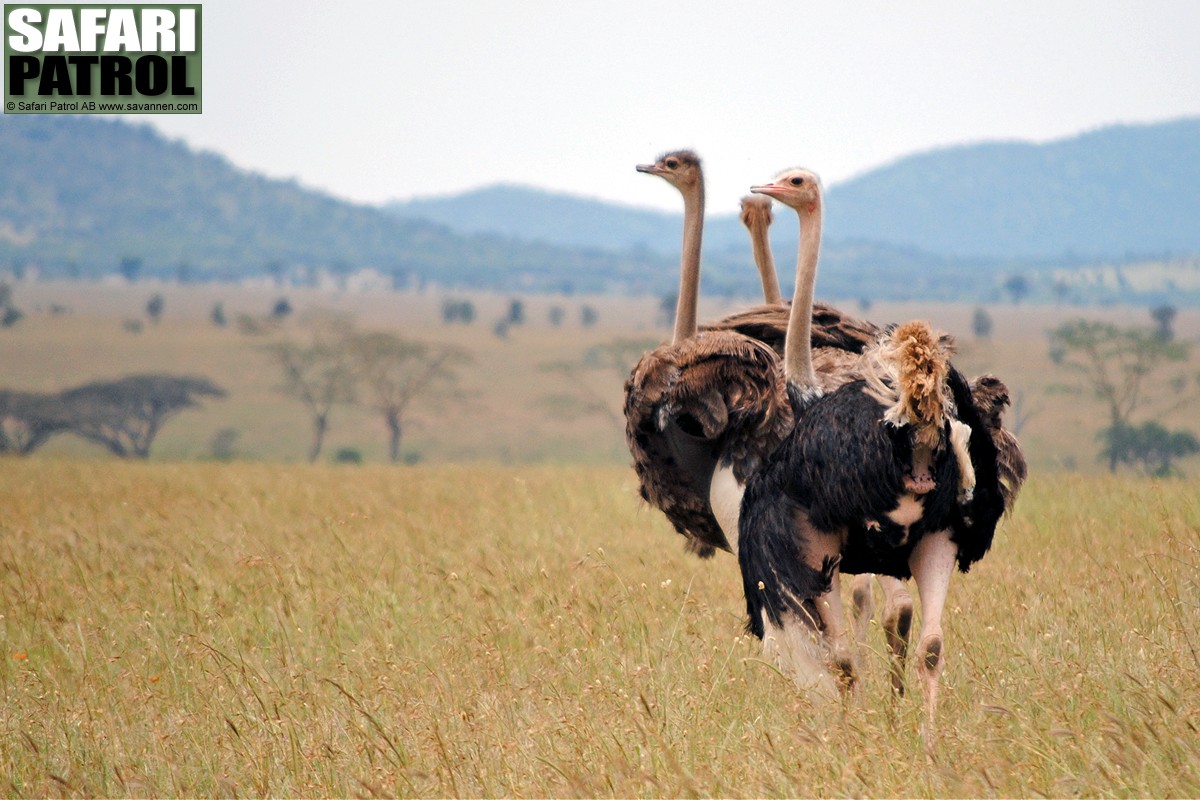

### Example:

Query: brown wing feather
xmin=625 ymin=330 xmax=792 ymax=557
xmin=703 ymin=301 xmax=880 ymax=355
xmin=811 ymin=346 xmax=865 ymax=391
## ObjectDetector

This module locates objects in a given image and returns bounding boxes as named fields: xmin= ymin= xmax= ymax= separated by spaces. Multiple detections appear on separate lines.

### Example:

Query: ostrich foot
xmin=917 ymin=632 xmax=944 ymax=754
xmin=830 ymin=639 xmax=858 ymax=693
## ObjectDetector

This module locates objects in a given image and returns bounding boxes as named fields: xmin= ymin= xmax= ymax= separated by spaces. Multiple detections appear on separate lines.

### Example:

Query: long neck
xmin=748 ymin=219 xmax=783 ymax=304
xmin=671 ymin=182 xmax=704 ymax=344
xmin=784 ymin=200 xmax=821 ymax=389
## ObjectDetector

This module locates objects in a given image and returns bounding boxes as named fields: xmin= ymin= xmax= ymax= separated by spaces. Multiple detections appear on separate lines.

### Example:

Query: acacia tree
xmin=346 ymin=331 xmax=467 ymax=462
xmin=1048 ymin=319 xmax=1197 ymax=472
xmin=658 ymin=293 xmax=677 ymax=327
xmin=268 ymin=325 xmax=356 ymax=462
xmin=972 ymin=307 xmax=993 ymax=339
xmin=1099 ymin=422 xmax=1200 ymax=477
xmin=59 ymin=374 xmax=226 ymax=458
xmin=0 ymin=282 xmax=22 ymax=328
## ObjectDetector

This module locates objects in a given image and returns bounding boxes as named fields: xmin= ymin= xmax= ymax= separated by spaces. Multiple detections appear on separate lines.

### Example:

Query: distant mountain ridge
xmin=825 ymin=119 xmax=1200 ymax=261
xmin=385 ymin=183 xmax=764 ymax=256
xmin=0 ymin=115 xmax=956 ymax=300
xmin=388 ymin=118 xmax=1200 ymax=264
xmin=386 ymin=184 xmax=683 ymax=253
xmin=1 ymin=115 xmax=1198 ymax=304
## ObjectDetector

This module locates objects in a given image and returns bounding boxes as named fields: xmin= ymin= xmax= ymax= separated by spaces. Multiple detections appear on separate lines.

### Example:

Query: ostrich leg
xmin=878 ymin=575 xmax=914 ymax=696
xmin=850 ymin=573 xmax=874 ymax=646
xmin=850 ymin=574 xmax=914 ymax=696
xmin=908 ymin=529 xmax=957 ymax=750
xmin=810 ymin=533 xmax=856 ymax=689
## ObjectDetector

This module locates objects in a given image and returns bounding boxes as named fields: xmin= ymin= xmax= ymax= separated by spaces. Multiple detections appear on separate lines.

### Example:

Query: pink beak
xmin=750 ymin=183 xmax=784 ymax=199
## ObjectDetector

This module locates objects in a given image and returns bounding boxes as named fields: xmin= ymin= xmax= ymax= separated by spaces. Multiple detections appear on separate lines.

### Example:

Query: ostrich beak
xmin=750 ymin=183 xmax=784 ymax=199
xmin=636 ymin=163 xmax=663 ymax=175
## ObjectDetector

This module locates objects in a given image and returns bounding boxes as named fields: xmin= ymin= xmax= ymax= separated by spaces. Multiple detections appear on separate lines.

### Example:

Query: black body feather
xmin=946 ymin=368 xmax=1004 ymax=571
xmin=739 ymin=369 xmax=1007 ymax=637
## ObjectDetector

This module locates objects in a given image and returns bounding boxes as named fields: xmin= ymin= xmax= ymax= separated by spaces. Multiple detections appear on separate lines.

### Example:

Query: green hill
xmin=381 ymin=184 xmax=971 ymax=300
xmin=0 ymin=116 xmax=672 ymax=294
xmin=0 ymin=115 xmax=955 ymax=300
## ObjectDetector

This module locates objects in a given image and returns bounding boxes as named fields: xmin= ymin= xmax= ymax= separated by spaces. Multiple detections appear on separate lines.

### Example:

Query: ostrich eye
xmin=790 ymin=177 xmax=804 ymax=186
xmin=666 ymin=159 xmax=678 ymax=169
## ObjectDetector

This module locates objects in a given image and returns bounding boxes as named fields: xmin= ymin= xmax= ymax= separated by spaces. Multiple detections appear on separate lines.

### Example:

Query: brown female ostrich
xmin=737 ymin=168 xmax=1009 ymax=740
xmin=625 ymin=151 xmax=793 ymax=558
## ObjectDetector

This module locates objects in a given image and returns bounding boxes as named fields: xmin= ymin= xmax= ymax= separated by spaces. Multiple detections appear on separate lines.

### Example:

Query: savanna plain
xmin=2 ymin=282 xmax=1199 ymax=797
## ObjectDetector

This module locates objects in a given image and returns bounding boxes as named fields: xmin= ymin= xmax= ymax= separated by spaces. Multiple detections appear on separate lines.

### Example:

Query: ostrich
xmin=625 ymin=150 xmax=794 ymax=558
xmin=739 ymin=181 xmax=1026 ymax=698
xmin=741 ymin=187 xmax=918 ymax=695
xmin=737 ymin=168 xmax=1008 ymax=734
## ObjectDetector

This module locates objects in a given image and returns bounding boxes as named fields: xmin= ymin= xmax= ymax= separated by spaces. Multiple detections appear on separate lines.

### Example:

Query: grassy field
xmin=3 ymin=280 xmax=1199 ymax=474
xmin=2 ymin=460 xmax=1198 ymax=797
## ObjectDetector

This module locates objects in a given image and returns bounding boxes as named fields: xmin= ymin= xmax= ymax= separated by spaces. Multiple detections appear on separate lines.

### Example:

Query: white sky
xmin=137 ymin=1 xmax=1200 ymax=215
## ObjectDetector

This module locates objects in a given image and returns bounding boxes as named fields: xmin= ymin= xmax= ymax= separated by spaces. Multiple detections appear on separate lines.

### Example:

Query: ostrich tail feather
xmin=863 ymin=321 xmax=956 ymax=450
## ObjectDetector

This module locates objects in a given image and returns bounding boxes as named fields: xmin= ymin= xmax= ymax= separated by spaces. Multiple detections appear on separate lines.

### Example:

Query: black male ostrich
xmin=736 ymin=168 xmax=1008 ymax=739
xmin=734 ymin=170 xmax=1024 ymax=700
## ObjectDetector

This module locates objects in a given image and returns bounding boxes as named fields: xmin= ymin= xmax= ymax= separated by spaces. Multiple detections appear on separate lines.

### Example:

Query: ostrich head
xmin=739 ymin=194 xmax=774 ymax=230
xmin=750 ymin=168 xmax=823 ymax=214
xmin=636 ymin=150 xmax=702 ymax=195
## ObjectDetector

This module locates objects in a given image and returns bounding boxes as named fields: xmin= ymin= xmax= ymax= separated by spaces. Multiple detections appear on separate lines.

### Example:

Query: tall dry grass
xmin=1 ymin=460 xmax=1197 ymax=796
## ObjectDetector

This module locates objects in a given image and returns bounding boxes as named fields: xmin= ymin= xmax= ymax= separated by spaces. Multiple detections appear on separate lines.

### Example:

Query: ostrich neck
xmin=784 ymin=202 xmax=821 ymax=389
xmin=749 ymin=221 xmax=783 ymax=304
xmin=671 ymin=185 xmax=704 ymax=344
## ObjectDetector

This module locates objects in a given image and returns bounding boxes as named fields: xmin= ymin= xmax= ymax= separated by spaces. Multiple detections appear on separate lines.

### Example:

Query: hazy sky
xmin=141 ymin=1 xmax=1200 ymax=214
